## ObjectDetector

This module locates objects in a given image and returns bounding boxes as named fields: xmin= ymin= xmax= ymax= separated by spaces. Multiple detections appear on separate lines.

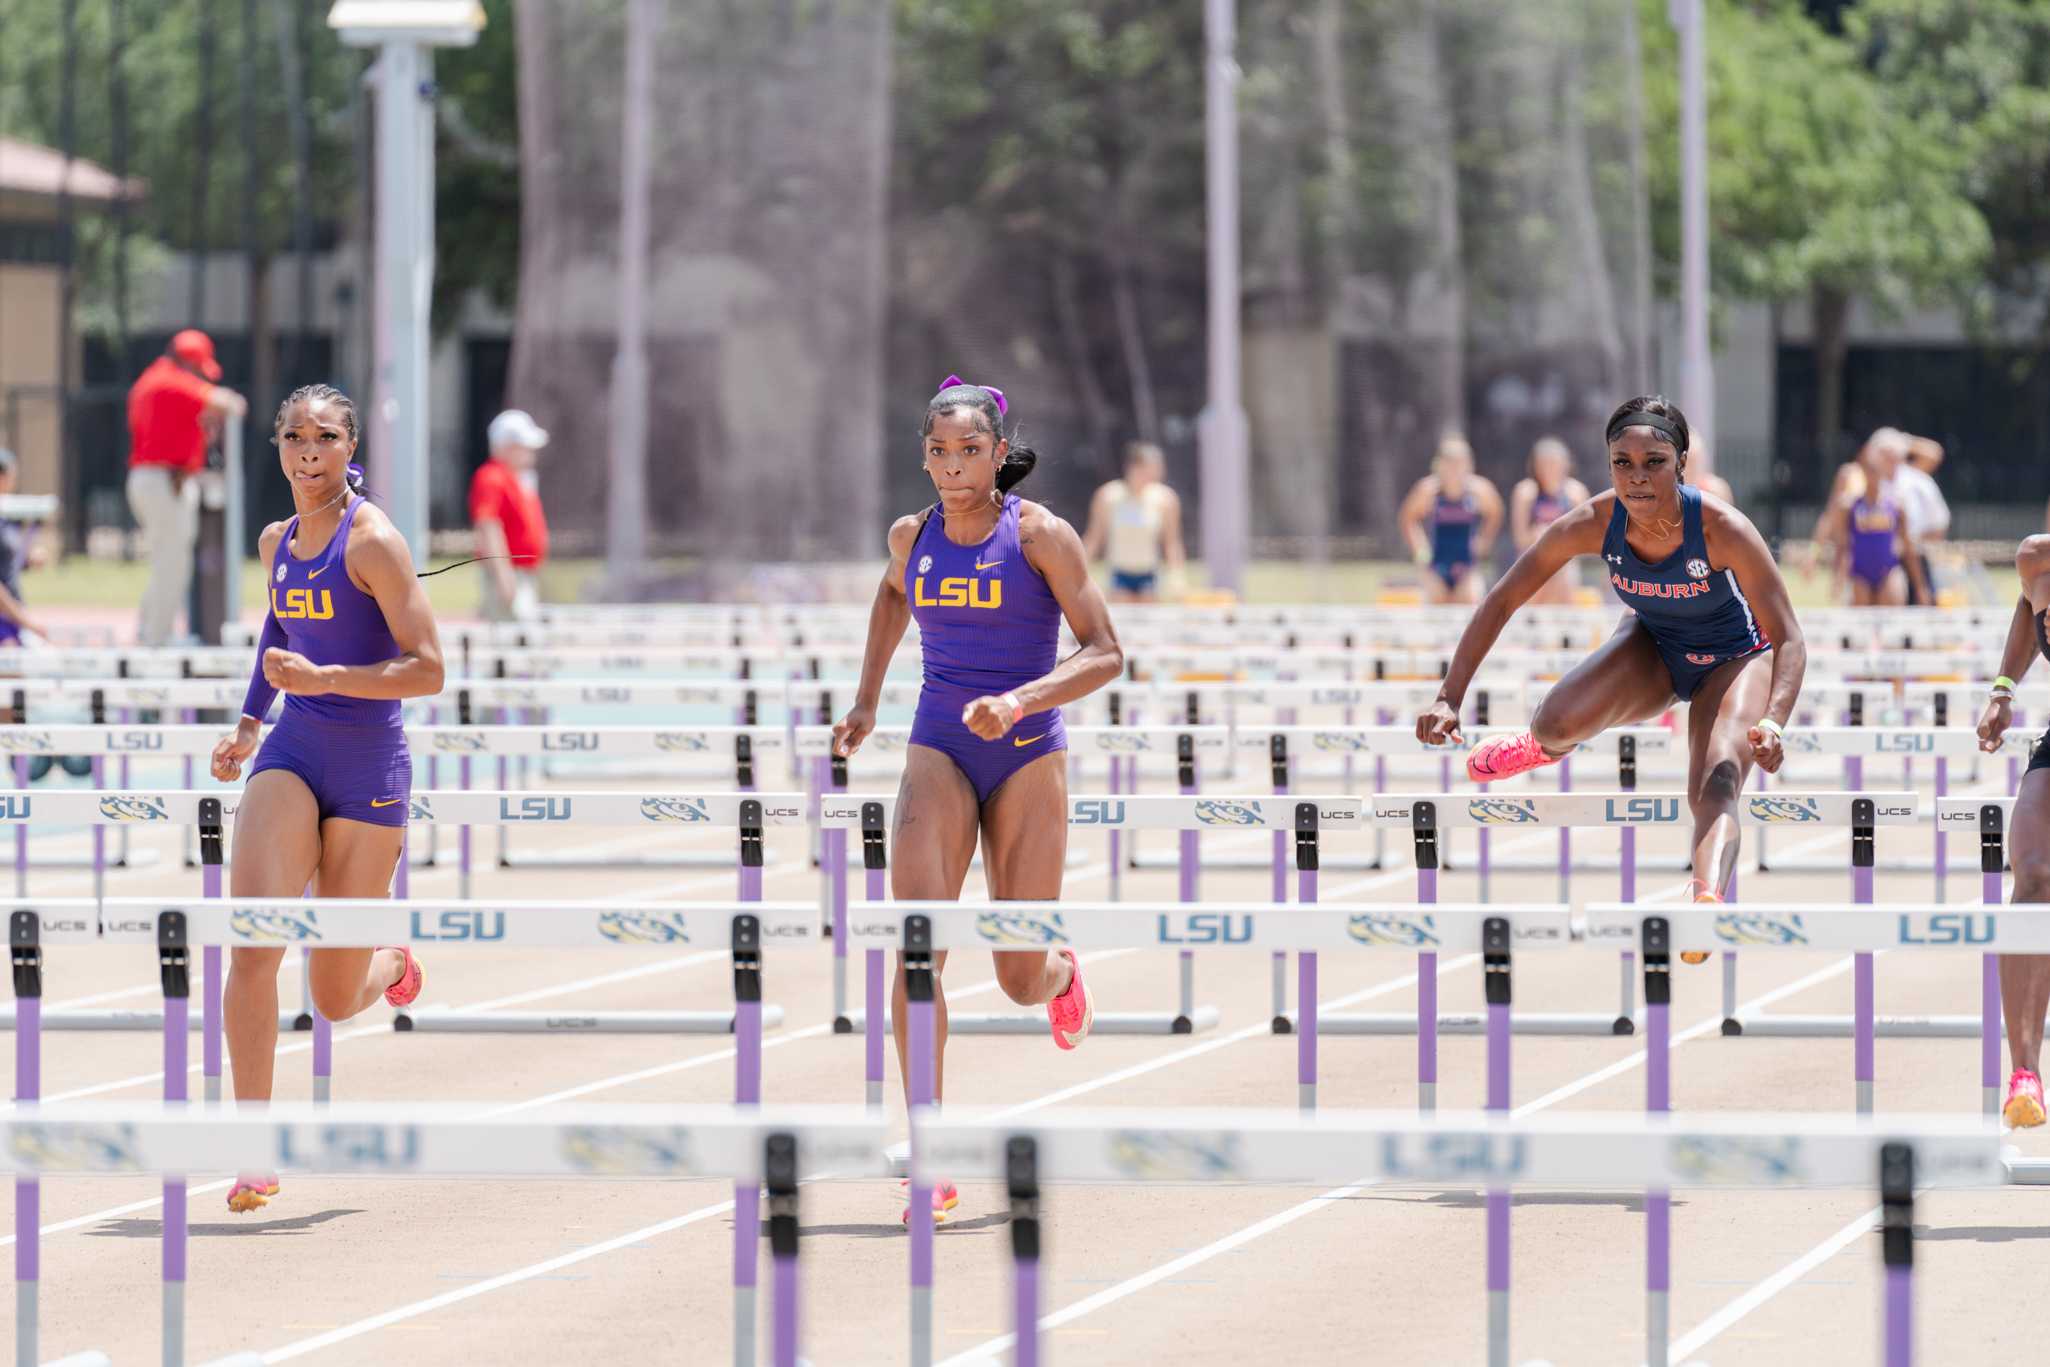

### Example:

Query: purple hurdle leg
xmin=771 ymin=1235 xmax=799 ymax=1367
xmin=1298 ymin=859 xmax=1318 ymax=1111
xmin=1619 ymin=825 xmax=1638 ymax=1034
xmin=164 ymin=979 xmax=190 ymax=1362
xmin=1934 ymin=756 xmax=1948 ymax=902
xmin=92 ymin=756 xmax=105 ymax=900
xmin=1272 ymin=772 xmax=1289 ymax=1032
xmin=312 ymin=1006 xmax=333 ymax=1105
xmin=734 ymin=993 xmax=763 ymax=1365
xmin=1556 ymin=757 xmax=1571 ymax=903
xmin=203 ymin=862 xmax=224 ymax=1105
xmin=1486 ymin=998 xmax=1510 ymax=1367
xmin=1646 ymin=918 xmax=1672 ymax=1365
xmin=15 ymin=922 xmax=41 ymax=1365
xmin=864 ymin=868 xmax=885 ymax=1109
xmin=1177 ymin=761 xmax=1197 ymax=1028
xmin=1880 ymin=1142 xmax=1915 ymax=1367
xmin=1477 ymin=779 xmax=1492 ymax=903
xmin=1014 ymin=1256 xmax=1040 ymax=1367
xmin=458 ymin=754 xmax=473 ymax=902
xmin=1985 ymin=855 xmax=2004 ymax=1118
xmin=395 ymin=832 xmax=411 ymax=898
xmin=828 ymin=801 xmax=849 ymax=1032
xmin=907 ymin=939 xmax=937 ymax=1366
xmin=1855 ymin=859 xmax=1875 ymax=1115
xmin=1418 ymin=864 xmax=1438 ymax=1113
xmin=1887 ymin=1266 xmax=1913 ymax=1367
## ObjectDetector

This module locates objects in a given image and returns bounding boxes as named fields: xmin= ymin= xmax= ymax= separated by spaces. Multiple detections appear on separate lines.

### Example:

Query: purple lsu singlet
xmin=268 ymin=496 xmax=402 ymax=727
xmin=903 ymin=495 xmax=1066 ymax=803
xmin=1848 ymin=494 xmax=1902 ymax=586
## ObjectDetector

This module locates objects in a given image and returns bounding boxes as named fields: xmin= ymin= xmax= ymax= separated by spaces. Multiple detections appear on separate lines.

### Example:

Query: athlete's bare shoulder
xmin=887 ymin=511 xmax=925 ymax=559
xmin=257 ymin=520 xmax=289 ymax=570
xmin=2018 ymin=534 xmax=2050 ymax=580
xmin=341 ymin=500 xmax=422 ymax=582
xmin=1016 ymin=499 xmax=1078 ymax=544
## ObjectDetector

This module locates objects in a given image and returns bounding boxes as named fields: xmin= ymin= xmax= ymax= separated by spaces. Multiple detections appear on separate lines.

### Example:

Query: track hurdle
xmin=824 ymin=794 xmax=1334 ymax=1046
xmin=0 ymin=791 xmax=807 ymax=1109
xmin=2 ymin=1103 xmax=880 ymax=1367
xmin=919 ymin=1108 xmax=2003 ymax=1367
xmin=1320 ymin=791 xmax=1919 ymax=1049
xmin=11 ymin=900 xmax=818 ymax=1367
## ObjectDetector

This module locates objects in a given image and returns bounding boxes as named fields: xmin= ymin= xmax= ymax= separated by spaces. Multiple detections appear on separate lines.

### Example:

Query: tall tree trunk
xmin=1110 ymin=254 xmax=1159 ymax=443
xmin=57 ymin=0 xmax=80 ymax=551
xmin=1620 ymin=0 xmax=1653 ymax=391
xmin=190 ymin=0 xmax=215 ymax=324
xmin=1312 ymin=0 xmax=1353 ymax=289
xmin=1050 ymin=253 xmax=1117 ymax=466
xmin=1558 ymin=42 xmax=1623 ymax=394
xmin=274 ymin=0 xmax=314 ymax=382
xmin=111 ymin=0 xmax=132 ymax=372
xmin=1812 ymin=284 xmax=1852 ymax=464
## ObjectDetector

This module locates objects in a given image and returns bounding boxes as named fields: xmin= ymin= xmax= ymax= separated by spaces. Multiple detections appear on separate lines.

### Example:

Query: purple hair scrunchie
xmin=937 ymin=374 xmax=1007 ymax=417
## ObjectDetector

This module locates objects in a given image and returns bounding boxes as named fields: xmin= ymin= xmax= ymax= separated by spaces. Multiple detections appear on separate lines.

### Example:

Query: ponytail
xmin=996 ymin=443 xmax=1037 ymax=493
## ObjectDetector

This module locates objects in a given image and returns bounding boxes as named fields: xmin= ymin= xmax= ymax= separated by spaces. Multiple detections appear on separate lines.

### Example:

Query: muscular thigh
xmin=1685 ymin=650 xmax=1774 ymax=797
xmin=231 ymin=769 xmax=322 ymax=898
xmin=2014 ymin=768 xmax=2050 ymax=893
xmin=891 ymin=744 xmax=980 ymax=901
xmin=979 ymin=752 xmax=1069 ymax=899
xmin=1535 ymin=616 xmax=1675 ymax=735
xmin=315 ymin=817 xmax=406 ymax=897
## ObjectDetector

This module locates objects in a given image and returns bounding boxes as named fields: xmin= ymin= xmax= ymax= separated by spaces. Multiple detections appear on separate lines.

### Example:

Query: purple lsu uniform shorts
xmin=249 ymin=711 xmax=413 ymax=827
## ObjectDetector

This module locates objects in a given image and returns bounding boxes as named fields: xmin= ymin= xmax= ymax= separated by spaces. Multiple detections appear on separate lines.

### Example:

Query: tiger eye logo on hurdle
xmin=1378 ymin=1132 xmax=1528 ymax=1181
xmin=1712 ymin=912 xmax=1806 ymax=947
xmin=0 ymin=731 xmax=54 ymax=752
xmin=1666 ymin=1136 xmax=1803 ymax=1185
xmin=1105 ymin=1131 xmax=1243 ymax=1181
xmin=1312 ymin=732 xmax=1371 ymax=752
xmin=98 ymin=795 xmax=168 ymax=822
xmin=561 ymin=1125 xmax=696 ymax=1176
xmin=577 ymin=686 xmax=631 ymax=703
xmin=1898 ymin=912 xmax=1994 ymax=945
xmin=1309 ymin=688 xmax=1364 ymax=705
xmin=274 ymin=1123 xmax=421 ymax=1173
xmin=1158 ymin=912 xmax=1253 ymax=944
xmin=541 ymin=732 xmax=600 ymax=751
xmin=975 ymin=910 xmax=1070 ymax=946
xmin=1468 ymin=797 xmax=1539 ymax=824
xmin=229 ymin=906 xmax=323 ymax=942
xmin=1070 ymin=799 xmax=1127 ymax=826
xmin=1746 ymin=796 xmax=1821 ymax=823
xmin=598 ymin=910 xmax=692 ymax=944
xmin=1346 ymin=914 xmax=1439 ymax=948
xmin=638 ymin=796 xmax=709 ymax=823
xmin=1782 ymin=731 xmax=1825 ymax=753
xmin=654 ymin=732 xmax=712 ymax=753
xmin=1194 ymin=799 xmax=1264 ymax=827
xmin=8 ymin=1122 xmax=143 ymax=1172
xmin=1095 ymin=733 xmax=1153 ymax=752
xmin=501 ymin=796 xmax=573 ymax=822
xmin=431 ymin=733 xmax=488 ymax=753
xmin=408 ymin=796 xmax=435 ymax=822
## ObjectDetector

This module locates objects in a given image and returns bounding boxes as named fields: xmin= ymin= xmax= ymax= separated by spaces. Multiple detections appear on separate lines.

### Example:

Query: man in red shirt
xmin=125 ymin=329 xmax=248 ymax=645
xmin=469 ymin=408 xmax=550 ymax=621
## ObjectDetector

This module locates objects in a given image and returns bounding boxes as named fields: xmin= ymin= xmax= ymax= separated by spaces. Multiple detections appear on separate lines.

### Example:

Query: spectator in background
xmin=1895 ymin=433 xmax=1951 ymax=605
xmin=469 ymin=409 xmax=550 ymax=621
xmin=125 ymin=329 xmax=248 ymax=646
xmin=0 ymin=450 xmax=47 ymax=646
xmin=1082 ymin=441 xmax=1185 ymax=602
xmin=1509 ymin=436 xmax=1590 ymax=605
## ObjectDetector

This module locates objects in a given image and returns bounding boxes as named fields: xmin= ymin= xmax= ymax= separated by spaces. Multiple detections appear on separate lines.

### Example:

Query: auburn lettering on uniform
xmin=1609 ymin=574 xmax=1711 ymax=600
xmin=912 ymin=576 xmax=1003 ymax=610
xmin=272 ymin=587 xmax=335 ymax=620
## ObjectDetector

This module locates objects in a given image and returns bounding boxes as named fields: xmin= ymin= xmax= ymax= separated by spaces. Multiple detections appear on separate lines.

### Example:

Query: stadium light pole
xmin=328 ymin=1 xmax=485 ymax=565
xmin=1670 ymin=0 xmax=1715 ymax=472
xmin=1199 ymin=0 xmax=1249 ymax=596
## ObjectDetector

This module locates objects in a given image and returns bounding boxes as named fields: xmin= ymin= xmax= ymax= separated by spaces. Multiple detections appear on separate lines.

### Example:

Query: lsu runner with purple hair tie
xmin=209 ymin=384 xmax=446 ymax=1214
xmin=834 ymin=375 xmax=1122 ymax=1223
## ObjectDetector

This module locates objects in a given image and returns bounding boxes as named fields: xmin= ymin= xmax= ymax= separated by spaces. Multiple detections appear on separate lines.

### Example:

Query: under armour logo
xmin=1605 ymin=554 xmax=1623 ymax=565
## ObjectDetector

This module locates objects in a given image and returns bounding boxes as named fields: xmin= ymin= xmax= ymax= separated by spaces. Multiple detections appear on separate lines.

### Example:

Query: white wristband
xmin=1754 ymin=717 xmax=1783 ymax=739
xmin=1002 ymin=692 xmax=1025 ymax=726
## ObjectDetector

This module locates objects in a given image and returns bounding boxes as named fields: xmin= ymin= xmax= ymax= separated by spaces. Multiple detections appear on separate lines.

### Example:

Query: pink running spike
xmin=1047 ymin=949 xmax=1093 ymax=1050
xmin=382 ymin=946 xmax=425 ymax=1008
xmin=2005 ymin=1069 xmax=2046 ymax=1129
xmin=1464 ymin=731 xmax=1561 ymax=784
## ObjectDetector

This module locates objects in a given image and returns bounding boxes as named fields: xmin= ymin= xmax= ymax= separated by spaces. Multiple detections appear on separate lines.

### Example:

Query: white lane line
xmin=1660 ymin=1202 xmax=1879 ymax=1364
xmin=932 ymin=948 xmax=1901 ymax=1366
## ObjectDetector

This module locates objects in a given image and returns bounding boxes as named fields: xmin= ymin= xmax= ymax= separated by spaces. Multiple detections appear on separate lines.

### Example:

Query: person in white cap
xmin=468 ymin=409 xmax=550 ymax=621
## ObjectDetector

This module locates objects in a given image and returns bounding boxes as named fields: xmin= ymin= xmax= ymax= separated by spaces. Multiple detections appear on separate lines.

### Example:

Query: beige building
xmin=0 ymin=137 xmax=142 ymax=530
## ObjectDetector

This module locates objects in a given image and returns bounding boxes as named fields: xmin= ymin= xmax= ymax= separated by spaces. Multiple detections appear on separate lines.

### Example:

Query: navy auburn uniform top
xmin=1603 ymin=484 xmax=1769 ymax=700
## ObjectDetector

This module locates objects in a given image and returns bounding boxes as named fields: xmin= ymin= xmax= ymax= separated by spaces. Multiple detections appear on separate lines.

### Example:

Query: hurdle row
xmin=0 ymin=1101 xmax=2010 ymax=1367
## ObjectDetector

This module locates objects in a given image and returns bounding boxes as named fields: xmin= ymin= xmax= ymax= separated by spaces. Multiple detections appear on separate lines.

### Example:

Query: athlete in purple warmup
xmin=834 ymin=377 xmax=1121 ymax=1223
xmin=1417 ymin=396 xmax=1807 ymax=923
xmin=209 ymin=385 xmax=445 ymax=1212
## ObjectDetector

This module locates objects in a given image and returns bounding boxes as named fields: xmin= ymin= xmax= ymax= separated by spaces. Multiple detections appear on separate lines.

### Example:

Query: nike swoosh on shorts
xmin=369 ymin=797 xmax=401 ymax=808
xmin=1013 ymin=733 xmax=1047 ymax=748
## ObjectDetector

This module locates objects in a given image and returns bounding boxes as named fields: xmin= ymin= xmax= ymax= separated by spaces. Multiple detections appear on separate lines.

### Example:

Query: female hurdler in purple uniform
xmin=834 ymin=378 xmax=1122 ymax=1223
xmin=209 ymin=385 xmax=446 ymax=1212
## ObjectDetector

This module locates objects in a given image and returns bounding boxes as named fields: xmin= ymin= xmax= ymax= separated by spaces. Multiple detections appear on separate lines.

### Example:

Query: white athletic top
xmin=1103 ymin=480 xmax=1173 ymax=573
xmin=1893 ymin=464 xmax=1950 ymax=539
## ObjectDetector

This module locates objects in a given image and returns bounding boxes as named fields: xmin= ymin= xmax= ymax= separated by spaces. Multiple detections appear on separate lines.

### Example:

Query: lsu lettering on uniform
xmin=905 ymin=494 xmax=1066 ymax=803
xmin=1604 ymin=483 xmax=1768 ymax=700
xmin=247 ymin=495 xmax=412 ymax=825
